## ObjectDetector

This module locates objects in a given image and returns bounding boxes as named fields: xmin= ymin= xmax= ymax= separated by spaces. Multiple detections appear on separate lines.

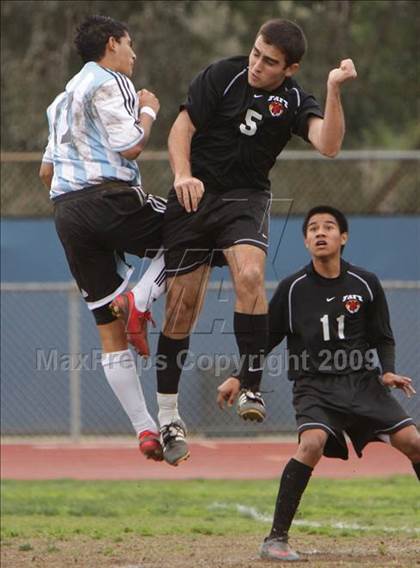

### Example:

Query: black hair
xmin=302 ymin=205 xmax=349 ymax=236
xmin=74 ymin=15 xmax=128 ymax=63
xmin=257 ymin=19 xmax=307 ymax=67
xmin=303 ymin=205 xmax=349 ymax=254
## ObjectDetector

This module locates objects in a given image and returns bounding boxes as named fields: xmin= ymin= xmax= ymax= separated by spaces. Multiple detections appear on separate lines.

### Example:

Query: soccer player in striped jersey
xmin=39 ymin=15 xmax=167 ymax=461
xmin=217 ymin=205 xmax=420 ymax=561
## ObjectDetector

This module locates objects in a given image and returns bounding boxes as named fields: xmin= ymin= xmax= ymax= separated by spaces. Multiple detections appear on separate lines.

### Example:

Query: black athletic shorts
xmin=53 ymin=182 xmax=165 ymax=310
xmin=163 ymin=187 xmax=271 ymax=276
xmin=293 ymin=371 xmax=414 ymax=460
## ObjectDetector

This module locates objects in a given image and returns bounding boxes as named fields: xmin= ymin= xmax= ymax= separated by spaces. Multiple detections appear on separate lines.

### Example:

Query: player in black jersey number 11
xmin=218 ymin=205 xmax=420 ymax=562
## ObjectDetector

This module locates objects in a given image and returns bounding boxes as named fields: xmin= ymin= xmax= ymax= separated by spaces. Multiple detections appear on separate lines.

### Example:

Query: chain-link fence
xmin=1 ymin=151 xmax=419 ymax=216
xmin=1 ymin=281 xmax=419 ymax=439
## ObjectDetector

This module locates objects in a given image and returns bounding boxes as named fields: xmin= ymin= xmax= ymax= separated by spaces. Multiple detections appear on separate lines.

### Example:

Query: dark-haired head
xmin=256 ymin=19 xmax=307 ymax=67
xmin=303 ymin=205 xmax=349 ymax=254
xmin=74 ymin=15 xmax=128 ymax=63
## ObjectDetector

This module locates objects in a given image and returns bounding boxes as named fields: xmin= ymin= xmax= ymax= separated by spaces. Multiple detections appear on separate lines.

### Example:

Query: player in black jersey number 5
xmin=218 ymin=205 xmax=420 ymax=562
xmin=156 ymin=19 xmax=357 ymax=466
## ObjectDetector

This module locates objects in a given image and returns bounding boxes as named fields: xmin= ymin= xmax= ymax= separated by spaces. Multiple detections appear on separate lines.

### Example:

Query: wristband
xmin=140 ymin=106 xmax=157 ymax=121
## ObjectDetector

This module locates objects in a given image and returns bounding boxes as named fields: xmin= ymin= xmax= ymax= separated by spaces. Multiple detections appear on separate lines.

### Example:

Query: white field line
xmin=209 ymin=502 xmax=420 ymax=534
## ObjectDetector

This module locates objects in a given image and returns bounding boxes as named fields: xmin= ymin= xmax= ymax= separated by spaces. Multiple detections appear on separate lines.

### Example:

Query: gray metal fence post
xmin=68 ymin=288 xmax=81 ymax=441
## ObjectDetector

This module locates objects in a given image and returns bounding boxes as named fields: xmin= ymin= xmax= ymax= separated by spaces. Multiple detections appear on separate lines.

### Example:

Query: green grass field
xmin=2 ymin=476 xmax=419 ymax=540
xmin=2 ymin=477 xmax=419 ymax=567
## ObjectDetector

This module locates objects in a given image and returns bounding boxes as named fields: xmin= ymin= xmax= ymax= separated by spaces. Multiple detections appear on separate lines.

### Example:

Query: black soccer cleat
xmin=237 ymin=389 xmax=266 ymax=422
xmin=160 ymin=419 xmax=190 ymax=466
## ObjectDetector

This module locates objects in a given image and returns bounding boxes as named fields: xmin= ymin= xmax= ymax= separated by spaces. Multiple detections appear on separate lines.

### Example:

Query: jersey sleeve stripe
xmin=291 ymin=87 xmax=301 ymax=107
xmin=223 ymin=68 xmax=248 ymax=97
xmin=104 ymin=69 xmax=135 ymax=119
xmin=347 ymin=271 xmax=374 ymax=301
xmin=118 ymin=72 xmax=136 ymax=115
xmin=288 ymin=274 xmax=307 ymax=333
xmin=114 ymin=72 xmax=136 ymax=117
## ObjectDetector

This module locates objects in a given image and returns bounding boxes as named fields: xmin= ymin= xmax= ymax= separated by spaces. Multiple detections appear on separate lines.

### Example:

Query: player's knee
xmin=166 ymin=286 xmax=195 ymax=316
xmin=391 ymin=428 xmax=420 ymax=461
xmin=236 ymin=264 xmax=264 ymax=296
xmin=165 ymin=287 xmax=198 ymax=333
xmin=397 ymin=436 xmax=420 ymax=462
xmin=299 ymin=433 xmax=326 ymax=460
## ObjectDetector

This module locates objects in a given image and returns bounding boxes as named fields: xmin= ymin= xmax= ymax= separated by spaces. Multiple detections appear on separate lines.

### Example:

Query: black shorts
xmin=293 ymin=371 xmax=414 ymax=460
xmin=53 ymin=182 xmax=165 ymax=310
xmin=163 ymin=187 xmax=271 ymax=276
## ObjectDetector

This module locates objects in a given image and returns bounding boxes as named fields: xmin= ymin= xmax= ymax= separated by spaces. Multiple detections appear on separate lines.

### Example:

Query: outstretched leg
xmin=261 ymin=429 xmax=328 ymax=561
xmin=225 ymin=244 xmax=269 ymax=422
xmin=157 ymin=264 xmax=211 ymax=466
xmin=97 ymin=314 xmax=162 ymax=461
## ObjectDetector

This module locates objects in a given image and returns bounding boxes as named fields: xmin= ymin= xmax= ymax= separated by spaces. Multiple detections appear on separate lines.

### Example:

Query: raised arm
xmin=308 ymin=59 xmax=357 ymax=158
xmin=120 ymin=89 xmax=160 ymax=160
xmin=168 ymin=109 xmax=204 ymax=213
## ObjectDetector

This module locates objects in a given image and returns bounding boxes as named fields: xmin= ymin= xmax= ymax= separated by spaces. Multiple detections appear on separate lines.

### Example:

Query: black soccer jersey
xmin=267 ymin=260 xmax=395 ymax=380
xmin=181 ymin=56 xmax=323 ymax=193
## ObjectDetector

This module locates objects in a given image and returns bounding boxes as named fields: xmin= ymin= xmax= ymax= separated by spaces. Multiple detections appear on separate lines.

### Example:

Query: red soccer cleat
xmin=110 ymin=291 xmax=155 ymax=356
xmin=138 ymin=430 xmax=164 ymax=461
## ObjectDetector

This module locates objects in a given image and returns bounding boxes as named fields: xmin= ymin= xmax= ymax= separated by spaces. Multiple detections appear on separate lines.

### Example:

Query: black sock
xmin=156 ymin=333 xmax=190 ymax=394
xmin=269 ymin=458 xmax=313 ymax=541
xmin=234 ymin=312 xmax=268 ymax=391
xmin=412 ymin=462 xmax=420 ymax=481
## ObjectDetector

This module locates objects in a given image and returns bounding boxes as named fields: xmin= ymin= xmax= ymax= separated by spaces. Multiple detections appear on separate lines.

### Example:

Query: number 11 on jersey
xmin=320 ymin=314 xmax=345 ymax=341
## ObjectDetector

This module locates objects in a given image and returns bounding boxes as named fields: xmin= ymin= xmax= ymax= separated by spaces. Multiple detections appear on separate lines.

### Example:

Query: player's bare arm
xmin=308 ymin=58 xmax=357 ymax=158
xmin=39 ymin=161 xmax=54 ymax=189
xmin=120 ymin=89 xmax=160 ymax=160
xmin=168 ymin=109 xmax=204 ymax=213
xmin=381 ymin=372 xmax=416 ymax=398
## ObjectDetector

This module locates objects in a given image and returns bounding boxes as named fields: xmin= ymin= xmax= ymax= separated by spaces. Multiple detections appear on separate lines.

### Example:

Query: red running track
xmin=0 ymin=439 xmax=413 ymax=480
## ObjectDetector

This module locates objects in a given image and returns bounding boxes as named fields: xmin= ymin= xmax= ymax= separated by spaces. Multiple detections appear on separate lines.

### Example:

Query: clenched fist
xmin=328 ymin=59 xmax=357 ymax=86
xmin=138 ymin=88 xmax=160 ymax=115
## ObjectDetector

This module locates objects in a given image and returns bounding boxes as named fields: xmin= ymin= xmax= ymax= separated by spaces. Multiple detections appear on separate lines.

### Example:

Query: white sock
xmin=101 ymin=349 xmax=157 ymax=436
xmin=157 ymin=393 xmax=180 ymax=428
xmin=132 ymin=248 xmax=166 ymax=312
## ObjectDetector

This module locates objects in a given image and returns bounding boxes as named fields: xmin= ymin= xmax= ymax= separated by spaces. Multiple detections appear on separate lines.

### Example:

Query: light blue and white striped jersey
xmin=43 ymin=62 xmax=144 ymax=199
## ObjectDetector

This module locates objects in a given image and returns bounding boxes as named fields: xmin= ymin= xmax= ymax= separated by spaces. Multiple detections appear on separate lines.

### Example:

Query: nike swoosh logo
xmin=326 ymin=297 xmax=335 ymax=302
xmin=253 ymin=94 xmax=263 ymax=98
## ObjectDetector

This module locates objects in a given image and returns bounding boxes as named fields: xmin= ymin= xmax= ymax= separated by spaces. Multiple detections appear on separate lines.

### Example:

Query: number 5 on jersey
xmin=240 ymin=109 xmax=263 ymax=136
